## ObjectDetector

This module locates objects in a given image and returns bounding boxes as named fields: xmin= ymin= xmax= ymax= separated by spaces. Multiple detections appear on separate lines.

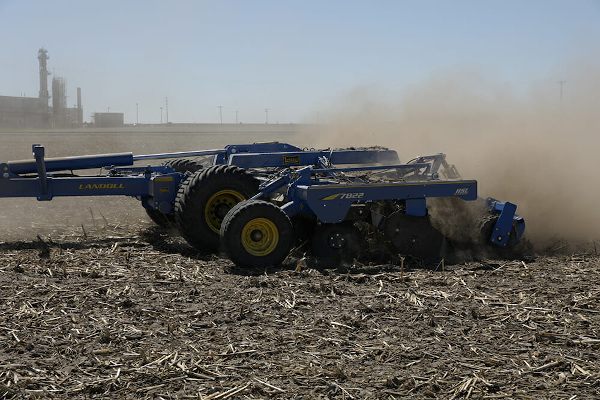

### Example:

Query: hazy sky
xmin=1 ymin=0 xmax=598 ymax=124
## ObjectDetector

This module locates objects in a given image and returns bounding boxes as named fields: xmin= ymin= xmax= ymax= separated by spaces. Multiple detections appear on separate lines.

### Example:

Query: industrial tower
xmin=38 ymin=48 xmax=50 ymax=104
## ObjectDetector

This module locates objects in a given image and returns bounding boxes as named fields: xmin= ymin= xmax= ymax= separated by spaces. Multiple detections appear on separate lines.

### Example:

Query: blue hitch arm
xmin=249 ymin=166 xmax=314 ymax=218
xmin=250 ymin=166 xmax=315 ymax=203
xmin=250 ymin=174 xmax=292 ymax=200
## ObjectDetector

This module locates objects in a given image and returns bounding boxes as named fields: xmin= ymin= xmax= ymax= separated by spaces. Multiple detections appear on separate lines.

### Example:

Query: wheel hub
xmin=214 ymin=202 xmax=232 ymax=219
xmin=311 ymin=222 xmax=362 ymax=261
xmin=250 ymin=229 xmax=264 ymax=242
xmin=205 ymin=190 xmax=245 ymax=233
xmin=327 ymin=232 xmax=346 ymax=249
xmin=241 ymin=218 xmax=279 ymax=256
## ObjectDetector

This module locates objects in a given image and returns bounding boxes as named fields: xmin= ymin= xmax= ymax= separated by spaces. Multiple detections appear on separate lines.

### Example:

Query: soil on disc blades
xmin=0 ymin=224 xmax=599 ymax=399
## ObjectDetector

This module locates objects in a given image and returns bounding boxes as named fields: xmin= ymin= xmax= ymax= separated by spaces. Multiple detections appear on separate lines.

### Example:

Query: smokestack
xmin=38 ymin=48 xmax=50 ymax=105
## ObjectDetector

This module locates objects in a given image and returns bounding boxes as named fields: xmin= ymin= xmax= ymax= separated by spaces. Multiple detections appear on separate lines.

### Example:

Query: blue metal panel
xmin=215 ymin=142 xmax=303 ymax=164
xmin=0 ymin=175 xmax=159 ymax=201
xmin=147 ymin=174 xmax=182 ymax=213
xmin=225 ymin=142 xmax=303 ymax=153
xmin=293 ymin=180 xmax=477 ymax=223
xmin=405 ymin=199 xmax=427 ymax=216
xmin=228 ymin=152 xmax=316 ymax=168
xmin=481 ymin=197 xmax=526 ymax=244
xmin=0 ymin=179 xmax=41 ymax=198
xmin=228 ymin=149 xmax=399 ymax=169
xmin=45 ymin=176 xmax=151 ymax=198
xmin=489 ymin=202 xmax=517 ymax=246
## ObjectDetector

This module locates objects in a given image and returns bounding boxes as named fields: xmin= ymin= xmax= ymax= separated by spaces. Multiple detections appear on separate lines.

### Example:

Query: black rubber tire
xmin=145 ymin=208 xmax=173 ymax=227
xmin=163 ymin=158 xmax=206 ymax=174
xmin=220 ymin=200 xmax=294 ymax=268
xmin=311 ymin=222 xmax=362 ymax=263
xmin=174 ymin=165 xmax=259 ymax=252
xmin=145 ymin=158 xmax=206 ymax=227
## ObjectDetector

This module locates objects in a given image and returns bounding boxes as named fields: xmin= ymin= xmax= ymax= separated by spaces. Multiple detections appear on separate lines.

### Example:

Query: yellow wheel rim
xmin=241 ymin=218 xmax=279 ymax=256
xmin=205 ymin=190 xmax=245 ymax=233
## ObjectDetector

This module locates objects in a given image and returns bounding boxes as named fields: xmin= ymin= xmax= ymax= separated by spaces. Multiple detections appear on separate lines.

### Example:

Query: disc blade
xmin=384 ymin=212 xmax=447 ymax=262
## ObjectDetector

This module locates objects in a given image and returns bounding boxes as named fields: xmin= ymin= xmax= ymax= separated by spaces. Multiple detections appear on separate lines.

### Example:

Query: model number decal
xmin=340 ymin=192 xmax=365 ymax=199
xmin=321 ymin=192 xmax=365 ymax=200
xmin=454 ymin=188 xmax=469 ymax=196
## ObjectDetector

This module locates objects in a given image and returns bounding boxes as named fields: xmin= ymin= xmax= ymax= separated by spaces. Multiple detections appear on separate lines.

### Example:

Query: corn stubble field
xmin=0 ymin=129 xmax=599 ymax=399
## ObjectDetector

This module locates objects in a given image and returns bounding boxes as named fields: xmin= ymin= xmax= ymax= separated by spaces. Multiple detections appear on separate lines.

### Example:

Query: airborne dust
xmin=307 ymin=61 xmax=600 ymax=250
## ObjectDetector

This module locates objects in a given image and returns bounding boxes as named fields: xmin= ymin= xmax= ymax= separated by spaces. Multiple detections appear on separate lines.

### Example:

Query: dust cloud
xmin=307 ymin=62 xmax=600 ymax=248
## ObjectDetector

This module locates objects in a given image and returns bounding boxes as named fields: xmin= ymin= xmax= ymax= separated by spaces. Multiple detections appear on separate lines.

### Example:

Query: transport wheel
xmin=384 ymin=212 xmax=447 ymax=262
xmin=220 ymin=200 xmax=294 ymax=268
xmin=311 ymin=222 xmax=362 ymax=263
xmin=145 ymin=158 xmax=206 ymax=227
xmin=175 ymin=165 xmax=259 ymax=252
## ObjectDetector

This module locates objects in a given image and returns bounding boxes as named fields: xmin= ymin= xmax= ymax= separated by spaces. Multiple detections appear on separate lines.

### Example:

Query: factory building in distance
xmin=0 ymin=48 xmax=123 ymax=129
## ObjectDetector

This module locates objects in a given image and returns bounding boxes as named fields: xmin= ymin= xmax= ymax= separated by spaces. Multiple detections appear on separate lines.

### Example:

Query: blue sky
xmin=1 ymin=0 xmax=598 ymax=124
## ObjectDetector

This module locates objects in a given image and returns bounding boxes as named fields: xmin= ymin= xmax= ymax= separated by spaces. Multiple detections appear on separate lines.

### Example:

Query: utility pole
xmin=218 ymin=106 xmax=223 ymax=124
xmin=265 ymin=108 xmax=268 ymax=124
xmin=236 ymin=110 xmax=239 ymax=124
xmin=136 ymin=103 xmax=139 ymax=125
xmin=558 ymin=80 xmax=566 ymax=106
xmin=160 ymin=107 xmax=163 ymax=124
xmin=165 ymin=97 xmax=169 ymax=123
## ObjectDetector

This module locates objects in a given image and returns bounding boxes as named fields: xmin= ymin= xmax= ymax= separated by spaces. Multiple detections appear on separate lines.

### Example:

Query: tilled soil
xmin=0 ymin=225 xmax=599 ymax=399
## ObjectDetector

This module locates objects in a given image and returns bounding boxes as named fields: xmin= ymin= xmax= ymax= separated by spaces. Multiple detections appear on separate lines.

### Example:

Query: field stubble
xmin=0 ymin=218 xmax=599 ymax=399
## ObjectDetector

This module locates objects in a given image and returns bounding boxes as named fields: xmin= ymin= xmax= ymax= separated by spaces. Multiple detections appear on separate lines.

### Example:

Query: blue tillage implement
xmin=0 ymin=142 xmax=525 ymax=268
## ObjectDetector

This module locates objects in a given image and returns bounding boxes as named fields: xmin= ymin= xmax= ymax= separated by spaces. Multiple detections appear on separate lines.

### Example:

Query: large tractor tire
xmin=174 ymin=165 xmax=259 ymax=252
xmin=145 ymin=158 xmax=206 ymax=227
xmin=220 ymin=200 xmax=294 ymax=268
